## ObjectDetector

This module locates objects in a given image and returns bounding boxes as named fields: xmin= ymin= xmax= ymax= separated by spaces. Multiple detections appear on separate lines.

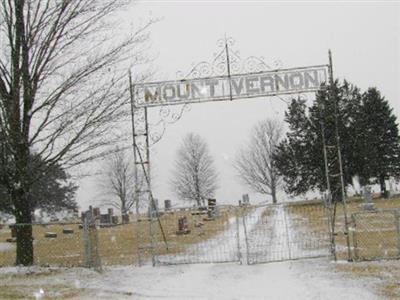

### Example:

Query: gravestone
xmin=242 ymin=194 xmax=250 ymax=205
xmin=93 ymin=207 xmax=101 ymax=218
xmin=45 ymin=232 xmax=57 ymax=238
xmin=63 ymin=228 xmax=74 ymax=234
xmin=206 ymin=198 xmax=218 ymax=220
xmin=122 ymin=214 xmax=130 ymax=224
xmin=176 ymin=216 xmax=190 ymax=235
xmin=164 ymin=199 xmax=171 ymax=211
xmin=9 ymin=225 xmax=17 ymax=238
xmin=362 ymin=186 xmax=375 ymax=211
xmin=99 ymin=213 xmax=111 ymax=224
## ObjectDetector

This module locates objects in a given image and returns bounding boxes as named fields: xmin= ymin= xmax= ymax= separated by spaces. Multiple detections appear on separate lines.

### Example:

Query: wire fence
xmin=1 ymin=199 xmax=400 ymax=268
xmin=0 ymin=222 xmax=84 ymax=268
xmin=350 ymin=209 xmax=400 ymax=261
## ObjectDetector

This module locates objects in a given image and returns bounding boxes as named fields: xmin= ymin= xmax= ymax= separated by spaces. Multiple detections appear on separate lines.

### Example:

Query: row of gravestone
xmin=176 ymin=198 xmax=220 ymax=235
xmin=81 ymin=206 xmax=130 ymax=226
xmin=6 ymin=225 xmax=75 ymax=243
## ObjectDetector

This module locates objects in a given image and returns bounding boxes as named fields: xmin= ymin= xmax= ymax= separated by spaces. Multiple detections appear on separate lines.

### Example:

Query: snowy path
xmin=247 ymin=204 xmax=330 ymax=263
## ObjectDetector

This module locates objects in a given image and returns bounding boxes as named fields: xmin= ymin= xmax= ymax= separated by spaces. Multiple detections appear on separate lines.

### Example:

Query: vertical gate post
xmin=323 ymin=194 xmax=336 ymax=261
xmin=351 ymin=214 xmax=358 ymax=261
xmin=83 ymin=213 xmax=91 ymax=267
xmin=150 ymin=209 xmax=156 ymax=267
xmin=83 ymin=211 xmax=102 ymax=271
xmin=394 ymin=210 xmax=400 ymax=258
xmin=235 ymin=207 xmax=241 ymax=264
xmin=242 ymin=209 xmax=250 ymax=265
xmin=136 ymin=218 xmax=142 ymax=267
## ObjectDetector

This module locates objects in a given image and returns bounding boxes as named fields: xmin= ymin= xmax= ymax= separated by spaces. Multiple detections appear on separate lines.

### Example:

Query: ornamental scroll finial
xmin=177 ymin=36 xmax=283 ymax=80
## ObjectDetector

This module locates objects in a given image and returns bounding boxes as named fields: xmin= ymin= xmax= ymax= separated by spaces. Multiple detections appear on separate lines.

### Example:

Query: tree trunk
xmin=379 ymin=175 xmax=388 ymax=198
xmin=121 ymin=198 xmax=126 ymax=216
xmin=271 ymin=187 xmax=277 ymax=204
xmin=13 ymin=188 xmax=34 ymax=266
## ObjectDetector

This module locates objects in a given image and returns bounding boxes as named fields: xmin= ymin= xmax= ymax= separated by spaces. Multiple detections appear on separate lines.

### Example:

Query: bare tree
xmin=0 ymin=0 xmax=154 ymax=265
xmin=98 ymin=149 xmax=144 ymax=217
xmin=171 ymin=133 xmax=218 ymax=207
xmin=234 ymin=119 xmax=284 ymax=204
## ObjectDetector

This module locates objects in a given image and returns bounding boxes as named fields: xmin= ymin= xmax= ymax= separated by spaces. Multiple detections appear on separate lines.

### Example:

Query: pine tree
xmin=275 ymin=81 xmax=362 ymax=201
xmin=357 ymin=88 xmax=400 ymax=197
xmin=0 ymin=154 xmax=78 ymax=216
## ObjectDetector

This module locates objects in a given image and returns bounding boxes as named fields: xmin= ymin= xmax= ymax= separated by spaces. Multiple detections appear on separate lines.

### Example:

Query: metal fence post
xmin=323 ymin=194 xmax=337 ymax=261
xmin=136 ymin=217 xmax=142 ymax=267
xmin=83 ymin=214 xmax=91 ymax=268
xmin=351 ymin=214 xmax=358 ymax=261
xmin=235 ymin=208 xmax=242 ymax=264
xmin=394 ymin=210 xmax=400 ymax=258
xmin=150 ymin=210 xmax=156 ymax=267
xmin=83 ymin=211 xmax=102 ymax=271
xmin=242 ymin=209 xmax=250 ymax=265
xmin=92 ymin=221 xmax=102 ymax=272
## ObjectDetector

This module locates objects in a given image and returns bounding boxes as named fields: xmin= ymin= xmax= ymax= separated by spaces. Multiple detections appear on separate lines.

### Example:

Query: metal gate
xmin=151 ymin=206 xmax=241 ymax=265
xmin=242 ymin=203 xmax=332 ymax=264
xmin=138 ymin=202 xmax=332 ymax=266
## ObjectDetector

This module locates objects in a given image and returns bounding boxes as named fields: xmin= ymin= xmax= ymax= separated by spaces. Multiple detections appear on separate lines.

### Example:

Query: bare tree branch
xmin=0 ymin=0 xmax=155 ymax=265
xmin=171 ymin=133 xmax=218 ymax=207
xmin=97 ymin=148 xmax=144 ymax=216
xmin=234 ymin=119 xmax=284 ymax=204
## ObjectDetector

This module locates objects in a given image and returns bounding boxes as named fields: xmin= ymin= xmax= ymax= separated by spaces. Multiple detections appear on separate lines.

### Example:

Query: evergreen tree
xmin=356 ymin=88 xmax=400 ymax=197
xmin=0 ymin=154 xmax=78 ymax=216
xmin=275 ymin=81 xmax=362 ymax=201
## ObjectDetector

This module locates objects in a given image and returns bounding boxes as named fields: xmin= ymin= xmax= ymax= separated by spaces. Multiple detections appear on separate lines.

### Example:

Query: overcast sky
xmin=77 ymin=0 xmax=400 ymax=211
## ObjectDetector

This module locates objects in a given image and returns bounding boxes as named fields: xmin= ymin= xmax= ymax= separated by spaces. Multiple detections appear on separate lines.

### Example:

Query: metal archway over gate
xmin=129 ymin=38 xmax=351 ymax=266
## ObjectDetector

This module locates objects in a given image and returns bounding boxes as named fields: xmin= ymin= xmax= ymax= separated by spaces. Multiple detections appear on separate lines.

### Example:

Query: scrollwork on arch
xmin=178 ymin=37 xmax=281 ymax=79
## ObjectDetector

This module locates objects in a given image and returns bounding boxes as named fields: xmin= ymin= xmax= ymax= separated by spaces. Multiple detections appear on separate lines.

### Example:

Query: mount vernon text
xmin=136 ymin=66 xmax=328 ymax=107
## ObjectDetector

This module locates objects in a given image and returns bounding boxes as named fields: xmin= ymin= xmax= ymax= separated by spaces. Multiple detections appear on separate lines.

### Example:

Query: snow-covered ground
xmin=76 ymin=259 xmax=378 ymax=300
xmin=246 ymin=204 xmax=330 ymax=264
xmin=0 ymin=205 xmax=381 ymax=299
xmin=0 ymin=259 xmax=379 ymax=299
xmin=0 ymin=242 xmax=14 ymax=252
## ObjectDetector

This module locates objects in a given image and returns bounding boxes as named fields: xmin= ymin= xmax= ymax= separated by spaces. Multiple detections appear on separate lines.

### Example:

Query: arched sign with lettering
xmin=135 ymin=65 xmax=328 ymax=108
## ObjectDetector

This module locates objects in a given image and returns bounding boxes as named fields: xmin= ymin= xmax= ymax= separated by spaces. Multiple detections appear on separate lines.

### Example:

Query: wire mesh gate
xmin=137 ymin=202 xmax=333 ymax=266
xmin=151 ymin=206 xmax=241 ymax=265
xmin=243 ymin=203 xmax=331 ymax=264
